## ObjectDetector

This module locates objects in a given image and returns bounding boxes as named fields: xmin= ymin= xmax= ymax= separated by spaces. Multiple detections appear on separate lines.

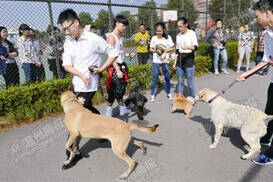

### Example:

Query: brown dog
xmin=171 ymin=93 xmax=195 ymax=117
xmin=60 ymin=90 xmax=159 ymax=179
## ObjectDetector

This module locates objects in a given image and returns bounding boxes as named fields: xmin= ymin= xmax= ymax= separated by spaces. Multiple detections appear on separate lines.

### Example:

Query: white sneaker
xmin=222 ymin=69 xmax=230 ymax=74
xmin=105 ymin=106 xmax=113 ymax=117
xmin=214 ymin=70 xmax=219 ymax=75
xmin=151 ymin=95 xmax=156 ymax=102
xmin=167 ymin=93 xmax=173 ymax=100
xmin=119 ymin=105 xmax=131 ymax=116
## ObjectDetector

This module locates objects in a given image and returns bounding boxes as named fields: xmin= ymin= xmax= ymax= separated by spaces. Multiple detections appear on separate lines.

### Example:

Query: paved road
xmin=1 ymin=66 xmax=273 ymax=182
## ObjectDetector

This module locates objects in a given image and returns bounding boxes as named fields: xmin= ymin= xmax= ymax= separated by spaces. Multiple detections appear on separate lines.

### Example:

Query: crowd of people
xmin=1 ymin=0 xmax=273 ymax=167
xmin=0 ymin=24 xmax=66 ymax=88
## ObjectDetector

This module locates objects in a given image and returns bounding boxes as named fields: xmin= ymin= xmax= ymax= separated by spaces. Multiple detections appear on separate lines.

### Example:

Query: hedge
xmin=0 ymin=41 xmax=257 ymax=129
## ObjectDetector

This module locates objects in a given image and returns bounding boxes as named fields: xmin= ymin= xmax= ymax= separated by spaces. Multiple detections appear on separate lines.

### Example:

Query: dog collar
xmin=62 ymin=96 xmax=76 ymax=104
xmin=208 ymin=93 xmax=221 ymax=104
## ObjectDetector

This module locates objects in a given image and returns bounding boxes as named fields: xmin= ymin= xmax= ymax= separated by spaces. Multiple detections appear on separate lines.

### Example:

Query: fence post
xmin=47 ymin=0 xmax=61 ymax=78
xmin=205 ymin=0 xmax=208 ymax=37
xmin=108 ymin=0 xmax=112 ymax=32
xmin=150 ymin=0 xmax=154 ymax=35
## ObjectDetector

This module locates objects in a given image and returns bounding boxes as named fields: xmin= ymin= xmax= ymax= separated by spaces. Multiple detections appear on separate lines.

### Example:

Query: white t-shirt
xmin=62 ymin=30 xmax=118 ymax=92
xmin=150 ymin=35 xmax=174 ymax=63
xmin=110 ymin=33 xmax=125 ymax=64
xmin=176 ymin=30 xmax=198 ymax=53
xmin=262 ymin=28 xmax=273 ymax=83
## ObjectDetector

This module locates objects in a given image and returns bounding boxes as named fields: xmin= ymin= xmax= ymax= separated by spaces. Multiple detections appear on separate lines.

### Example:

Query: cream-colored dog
xmin=195 ymin=88 xmax=273 ymax=159
xmin=61 ymin=90 xmax=159 ymax=179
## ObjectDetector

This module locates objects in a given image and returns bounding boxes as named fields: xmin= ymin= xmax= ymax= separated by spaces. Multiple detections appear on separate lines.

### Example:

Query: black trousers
xmin=137 ymin=52 xmax=149 ymax=65
xmin=74 ymin=91 xmax=100 ymax=114
xmin=262 ymin=83 xmax=273 ymax=158
xmin=4 ymin=63 xmax=20 ymax=88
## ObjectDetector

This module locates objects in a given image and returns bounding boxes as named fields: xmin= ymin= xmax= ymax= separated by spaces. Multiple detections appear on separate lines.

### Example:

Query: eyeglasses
xmin=62 ymin=19 xmax=75 ymax=32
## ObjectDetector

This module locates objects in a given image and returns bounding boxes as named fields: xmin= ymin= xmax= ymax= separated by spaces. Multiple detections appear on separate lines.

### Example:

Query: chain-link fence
xmin=0 ymin=0 xmax=258 ymax=89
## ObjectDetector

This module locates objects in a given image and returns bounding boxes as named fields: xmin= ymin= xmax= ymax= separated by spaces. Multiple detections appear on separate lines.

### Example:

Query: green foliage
xmin=138 ymin=1 xmax=159 ymax=30
xmin=0 ymin=78 xmax=71 ymax=122
xmin=167 ymin=0 xmax=198 ymax=28
xmin=79 ymin=12 xmax=93 ymax=27
xmin=94 ymin=9 xmax=114 ymax=34
xmin=209 ymin=0 xmax=252 ymax=27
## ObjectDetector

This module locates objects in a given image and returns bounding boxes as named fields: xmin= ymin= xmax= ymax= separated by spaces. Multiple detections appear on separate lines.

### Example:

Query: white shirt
xmin=262 ymin=28 xmax=273 ymax=83
xmin=110 ymin=33 xmax=125 ymax=64
xmin=176 ymin=30 xmax=198 ymax=53
xmin=62 ymin=30 xmax=118 ymax=92
xmin=150 ymin=35 xmax=174 ymax=63
xmin=16 ymin=36 xmax=33 ymax=64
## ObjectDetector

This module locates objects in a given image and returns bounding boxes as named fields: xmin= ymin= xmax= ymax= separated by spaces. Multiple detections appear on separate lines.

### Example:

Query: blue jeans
xmin=22 ymin=63 xmax=32 ymax=81
xmin=213 ymin=48 xmax=227 ymax=71
xmin=176 ymin=66 xmax=195 ymax=97
xmin=256 ymin=52 xmax=269 ymax=74
xmin=151 ymin=63 xmax=171 ymax=95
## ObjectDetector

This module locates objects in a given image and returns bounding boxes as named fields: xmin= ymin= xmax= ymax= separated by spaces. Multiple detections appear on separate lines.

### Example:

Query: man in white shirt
xmin=58 ymin=9 xmax=118 ymax=114
xmin=58 ymin=9 xmax=118 ymax=169
xmin=237 ymin=0 xmax=273 ymax=165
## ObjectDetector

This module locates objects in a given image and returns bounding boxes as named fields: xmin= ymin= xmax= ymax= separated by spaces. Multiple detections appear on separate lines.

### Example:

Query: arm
xmin=236 ymin=61 xmax=268 ymax=82
xmin=64 ymin=65 xmax=90 ymax=86
xmin=107 ymin=34 xmax=123 ymax=78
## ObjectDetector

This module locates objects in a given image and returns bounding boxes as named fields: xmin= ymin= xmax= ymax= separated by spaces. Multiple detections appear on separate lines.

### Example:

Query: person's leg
xmin=30 ymin=64 xmax=38 ymax=82
xmin=22 ymin=63 xmax=31 ymax=83
xmin=161 ymin=63 xmax=171 ymax=96
xmin=213 ymin=48 xmax=220 ymax=74
xmin=143 ymin=52 xmax=149 ymax=64
xmin=237 ymin=46 xmax=245 ymax=73
xmin=255 ymin=52 xmax=263 ymax=65
xmin=75 ymin=92 xmax=100 ymax=114
xmin=13 ymin=63 xmax=20 ymax=86
xmin=176 ymin=66 xmax=185 ymax=95
xmin=150 ymin=63 xmax=160 ymax=97
xmin=185 ymin=66 xmax=196 ymax=98
xmin=220 ymin=48 xmax=228 ymax=72
xmin=245 ymin=46 xmax=251 ymax=71
xmin=5 ymin=64 xmax=13 ymax=88
xmin=106 ymin=82 xmax=115 ymax=117
xmin=137 ymin=53 xmax=144 ymax=65
xmin=260 ymin=83 xmax=273 ymax=144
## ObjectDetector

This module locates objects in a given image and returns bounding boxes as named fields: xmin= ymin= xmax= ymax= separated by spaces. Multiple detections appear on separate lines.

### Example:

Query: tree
xmin=79 ymin=12 xmax=93 ymax=27
xmin=209 ymin=0 xmax=252 ymax=28
xmin=168 ymin=0 xmax=198 ymax=27
xmin=94 ymin=9 xmax=114 ymax=35
xmin=138 ymin=1 xmax=159 ymax=33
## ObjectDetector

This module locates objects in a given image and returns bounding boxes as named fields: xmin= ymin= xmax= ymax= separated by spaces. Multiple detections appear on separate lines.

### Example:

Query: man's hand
xmin=236 ymin=72 xmax=248 ymax=82
xmin=92 ymin=67 xmax=103 ymax=74
xmin=212 ymin=42 xmax=218 ymax=48
xmin=173 ymin=64 xmax=176 ymax=70
xmin=80 ymin=74 xmax=91 ymax=86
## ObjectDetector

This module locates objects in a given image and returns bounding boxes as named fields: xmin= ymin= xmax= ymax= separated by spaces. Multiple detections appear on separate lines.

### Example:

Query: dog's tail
xmin=127 ymin=123 xmax=159 ymax=133
xmin=264 ymin=115 xmax=273 ymax=125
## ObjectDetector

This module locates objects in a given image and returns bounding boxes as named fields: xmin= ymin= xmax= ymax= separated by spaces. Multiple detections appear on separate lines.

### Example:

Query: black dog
xmin=125 ymin=89 xmax=148 ymax=120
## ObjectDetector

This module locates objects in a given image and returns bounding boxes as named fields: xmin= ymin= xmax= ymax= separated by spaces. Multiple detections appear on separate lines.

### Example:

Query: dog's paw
xmin=119 ymin=172 xmax=129 ymax=179
xmin=63 ymin=160 xmax=70 ymax=166
xmin=241 ymin=154 xmax=250 ymax=160
xmin=209 ymin=144 xmax=217 ymax=149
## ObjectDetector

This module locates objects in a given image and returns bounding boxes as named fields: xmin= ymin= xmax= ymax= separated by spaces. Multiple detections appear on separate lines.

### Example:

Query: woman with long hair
xmin=149 ymin=22 xmax=175 ymax=102
xmin=173 ymin=17 xmax=198 ymax=97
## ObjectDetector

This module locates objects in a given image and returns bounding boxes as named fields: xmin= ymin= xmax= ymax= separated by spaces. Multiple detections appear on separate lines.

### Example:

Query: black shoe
xmin=61 ymin=153 xmax=82 ymax=170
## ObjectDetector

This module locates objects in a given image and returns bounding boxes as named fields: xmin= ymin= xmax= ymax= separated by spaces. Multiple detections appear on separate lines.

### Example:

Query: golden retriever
xmin=195 ymin=88 xmax=273 ymax=159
